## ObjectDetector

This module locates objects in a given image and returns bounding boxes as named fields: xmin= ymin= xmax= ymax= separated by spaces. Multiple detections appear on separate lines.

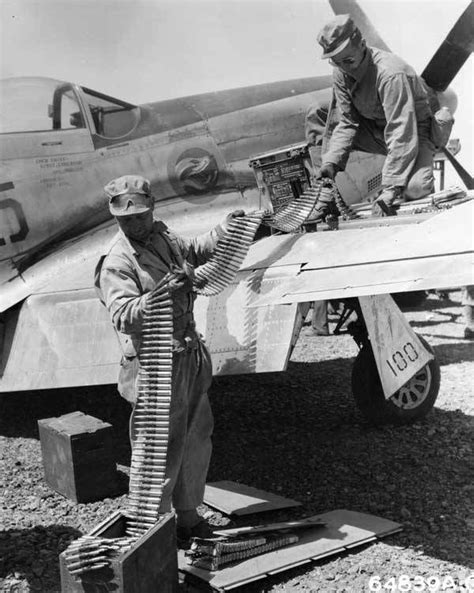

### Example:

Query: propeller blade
xmin=441 ymin=147 xmax=474 ymax=190
xmin=329 ymin=0 xmax=391 ymax=51
xmin=422 ymin=1 xmax=474 ymax=91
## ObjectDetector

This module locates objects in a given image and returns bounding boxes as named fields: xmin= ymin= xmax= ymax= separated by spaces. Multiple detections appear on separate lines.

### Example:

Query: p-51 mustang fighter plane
xmin=0 ymin=0 xmax=473 ymax=425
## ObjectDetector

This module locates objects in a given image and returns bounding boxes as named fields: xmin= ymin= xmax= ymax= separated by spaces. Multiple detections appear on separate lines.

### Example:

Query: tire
xmin=392 ymin=291 xmax=427 ymax=310
xmin=351 ymin=335 xmax=440 ymax=425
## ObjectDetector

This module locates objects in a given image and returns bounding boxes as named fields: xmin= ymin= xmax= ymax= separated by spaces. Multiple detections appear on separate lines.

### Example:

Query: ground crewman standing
xmin=96 ymin=174 xmax=243 ymax=543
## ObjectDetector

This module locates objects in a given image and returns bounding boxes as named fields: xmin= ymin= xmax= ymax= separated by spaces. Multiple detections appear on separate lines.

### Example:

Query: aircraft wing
xmin=1 ymin=200 xmax=472 ymax=393
xmin=0 ymin=219 xmax=306 ymax=392
xmin=247 ymin=199 xmax=474 ymax=307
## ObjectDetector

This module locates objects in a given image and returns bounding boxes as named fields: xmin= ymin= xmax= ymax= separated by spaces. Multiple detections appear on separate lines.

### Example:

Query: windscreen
xmin=0 ymin=77 xmax=83 ymax=134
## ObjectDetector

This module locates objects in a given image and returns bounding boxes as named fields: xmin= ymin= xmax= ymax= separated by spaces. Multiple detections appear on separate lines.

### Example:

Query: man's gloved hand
xmin=316 ymin=162 xmax=339 ymax=181
xmin=167 ymin=263 xmax=195 ymax=294
xmin=145 ymin=264 xmax=195 ymax=306
xmin=372 ymin=186 xmax=403 ymax=217
xmin=306 ymin=130 xmax=318 ymax=146
xmin=228 ymin=209 xmax=246 ymax=219
xmin=311 ymin=191 xmax=338 ymax=223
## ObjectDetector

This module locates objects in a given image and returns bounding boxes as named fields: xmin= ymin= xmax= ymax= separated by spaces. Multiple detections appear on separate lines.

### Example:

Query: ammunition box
xmin=60 ymin=511 xmax=179 ymax=593
xmin=38 ymin=411 xmax=119 ymax=503
xmin=249 ymin=142 xmax=312 ymax=213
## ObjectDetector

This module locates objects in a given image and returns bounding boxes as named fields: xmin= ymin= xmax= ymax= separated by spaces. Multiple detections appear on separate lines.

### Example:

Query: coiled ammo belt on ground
xmin=186 ymin=533 xmax=300 ymax=571
xmin=64 ymin=185 xmax=329 ymax=578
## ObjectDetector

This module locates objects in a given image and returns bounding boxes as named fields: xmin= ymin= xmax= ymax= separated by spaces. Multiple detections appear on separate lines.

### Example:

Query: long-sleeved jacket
xmin=324 ymin=46 xmax=432 ymax=187
xmin=97 ymin=219 xmax=223 ymax=357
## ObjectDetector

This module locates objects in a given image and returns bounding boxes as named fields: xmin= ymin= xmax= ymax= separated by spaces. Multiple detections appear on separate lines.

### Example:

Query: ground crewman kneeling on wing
xmin=305 ymin=14 xmax=453 ymax=216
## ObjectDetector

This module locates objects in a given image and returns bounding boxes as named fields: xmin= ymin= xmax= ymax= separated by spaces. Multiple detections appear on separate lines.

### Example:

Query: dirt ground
xmin=0 ymin=291 xmax=473 ymax=592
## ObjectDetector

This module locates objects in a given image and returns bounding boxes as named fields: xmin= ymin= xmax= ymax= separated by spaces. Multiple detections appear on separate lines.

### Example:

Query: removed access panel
xmin=178 ymin=509 xmax=402 ymax=591
xmin=204 ymin=481 xmax=301 ymax=516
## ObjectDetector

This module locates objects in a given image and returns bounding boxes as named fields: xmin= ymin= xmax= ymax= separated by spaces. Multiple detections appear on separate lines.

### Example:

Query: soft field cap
xmin=317 ymin=14 xmax=358 ymax=59
xmin=104 ymin=175 xmax=153 ymax=216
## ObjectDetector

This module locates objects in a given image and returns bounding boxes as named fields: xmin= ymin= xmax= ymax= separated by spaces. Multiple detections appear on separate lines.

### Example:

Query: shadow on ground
xmin=0 ymin=524 xmax=82 ymax=593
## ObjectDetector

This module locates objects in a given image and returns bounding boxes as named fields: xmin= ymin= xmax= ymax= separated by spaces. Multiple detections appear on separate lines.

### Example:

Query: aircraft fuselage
xmin=0 ymin=75 xmax=332 ymax=285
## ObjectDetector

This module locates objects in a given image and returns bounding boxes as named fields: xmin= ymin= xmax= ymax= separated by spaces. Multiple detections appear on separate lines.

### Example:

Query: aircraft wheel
xmin=351 ymin=335 xmax=440 ymax=425
xmin=392 ymin=291 xmax=427 ymax=310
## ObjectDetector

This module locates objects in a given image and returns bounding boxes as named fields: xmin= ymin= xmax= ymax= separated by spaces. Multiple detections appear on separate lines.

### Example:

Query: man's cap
xmin=104 ymin=175 xmax=153 ymax=217
xmin=317 ymin=14 xmax=360 ymax=59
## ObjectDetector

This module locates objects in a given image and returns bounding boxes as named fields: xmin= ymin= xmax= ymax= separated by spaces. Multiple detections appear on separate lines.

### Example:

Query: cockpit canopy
xmin=0 ymin=77 xmax=140 ymax=139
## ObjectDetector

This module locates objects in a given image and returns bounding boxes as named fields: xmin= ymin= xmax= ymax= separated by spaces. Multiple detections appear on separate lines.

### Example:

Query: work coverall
xmin=305 ymin=46 xmax=436 ymax=199
xmin=97 ymin=219 xmax=223 ymax=515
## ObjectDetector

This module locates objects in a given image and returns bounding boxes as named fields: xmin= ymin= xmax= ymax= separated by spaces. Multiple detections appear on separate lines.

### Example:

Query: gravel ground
xmin=0 ymin=291 xmax=473 ymax=593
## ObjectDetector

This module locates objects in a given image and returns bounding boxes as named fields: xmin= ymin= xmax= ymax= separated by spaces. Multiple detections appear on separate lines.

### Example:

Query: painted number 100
xmin=386 ymin=342 xmax=419 ymax=377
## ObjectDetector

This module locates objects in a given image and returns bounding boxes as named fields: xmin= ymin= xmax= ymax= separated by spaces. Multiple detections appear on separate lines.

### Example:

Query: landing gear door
xmin=358 ymin=294 xmax=434 ymax=399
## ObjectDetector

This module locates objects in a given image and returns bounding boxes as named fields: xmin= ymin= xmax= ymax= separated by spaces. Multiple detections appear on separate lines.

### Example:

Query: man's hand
xmin=316 ymin=163 xmax=339 ymax=180
xmin=222 ymin=209 xmax=246 ymax=232
xmin=372 ymin=186 xmax=403 ymax=217
xmin=228 ymin=209 xmax=245 ymax=219
xmin=167 ymin=263 xmax=195 ymax=294
xmin=306 ymin=130 xmax=318 ymax=146
xmin=145 ymin=264 xmax=195 ymax=306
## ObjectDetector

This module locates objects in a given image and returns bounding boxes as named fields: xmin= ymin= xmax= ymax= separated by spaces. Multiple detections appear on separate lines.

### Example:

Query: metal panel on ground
xmin=204 ymin=481 xmax=301 ymax=516
xmin=178 ymin=509 xmax=402 ymax=591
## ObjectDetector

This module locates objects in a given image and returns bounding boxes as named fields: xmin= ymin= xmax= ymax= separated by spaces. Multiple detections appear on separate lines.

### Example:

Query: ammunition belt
xmin=64 ymin=280 xmax=173 ymax=577
xmin=186 ymin=533 xmax=300 ymax=571
xmin=195 ymin=181 xmax=339 ymax=296
xmin=125 ymin=280 xmax=173 ymax=536
xmin=195 ymin=212 xmax=265 ymax=296
xmin=263 ymin=186 xmax=321 ymax=232
xmin=332 ymin=186 xmax=360 ymax=220
xmin=62 ymin=535 xmax=136 ymax=576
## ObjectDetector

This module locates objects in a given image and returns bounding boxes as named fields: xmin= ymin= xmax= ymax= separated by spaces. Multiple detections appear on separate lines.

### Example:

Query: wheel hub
xmin=390 ymin=365 xmax=433 ymax=409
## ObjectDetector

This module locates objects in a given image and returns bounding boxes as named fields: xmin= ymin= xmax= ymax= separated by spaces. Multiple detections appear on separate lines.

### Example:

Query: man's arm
xmin=171 ymin=210 xmax=245 ymax=267
xmin=378 ymin=73 xmax=419 ymax=187
xmin=322 ymin=73 xmax=360 ymax=172
xmin=172 ymin=225 xmax=224 ymax=268
xmin=99 ymin=255 xmax=148 ymax=334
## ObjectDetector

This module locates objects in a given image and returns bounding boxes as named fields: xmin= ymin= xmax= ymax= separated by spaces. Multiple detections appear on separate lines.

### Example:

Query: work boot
xmin=177 ymin=518 xmax=215 ymax=548
xmin=372 ymin=186 xmax=403 ymax=217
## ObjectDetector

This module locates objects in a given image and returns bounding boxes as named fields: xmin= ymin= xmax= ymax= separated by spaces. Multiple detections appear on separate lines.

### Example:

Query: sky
xmin=1 ymin=0 xmax=472 ymax=182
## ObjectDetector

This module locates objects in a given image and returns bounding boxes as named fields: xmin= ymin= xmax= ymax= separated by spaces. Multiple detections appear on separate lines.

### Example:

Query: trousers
xmin=305 ymin=97 xmax=436 ymax=200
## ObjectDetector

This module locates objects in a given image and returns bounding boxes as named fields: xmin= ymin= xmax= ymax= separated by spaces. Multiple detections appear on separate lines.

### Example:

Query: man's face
xmin=329 ymin=40 xmax=366 ymax=75
xmin=116 ymin=209 xmax=154 ymax=241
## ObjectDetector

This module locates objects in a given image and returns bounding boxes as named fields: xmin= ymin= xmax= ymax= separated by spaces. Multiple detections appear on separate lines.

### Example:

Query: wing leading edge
xmin=248 ymin=200 xmax=474 ymax=307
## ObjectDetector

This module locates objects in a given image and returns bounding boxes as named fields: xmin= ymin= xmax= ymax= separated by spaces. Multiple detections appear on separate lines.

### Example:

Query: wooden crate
xmin=38 ymin=411 xmax=120 ymax=503
xmin=60 ymin=511 xmax=179 ymax=592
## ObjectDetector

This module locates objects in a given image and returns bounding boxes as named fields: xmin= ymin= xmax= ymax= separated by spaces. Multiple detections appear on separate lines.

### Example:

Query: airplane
xmin=0 ymin=0 xmax=473 ymax=427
